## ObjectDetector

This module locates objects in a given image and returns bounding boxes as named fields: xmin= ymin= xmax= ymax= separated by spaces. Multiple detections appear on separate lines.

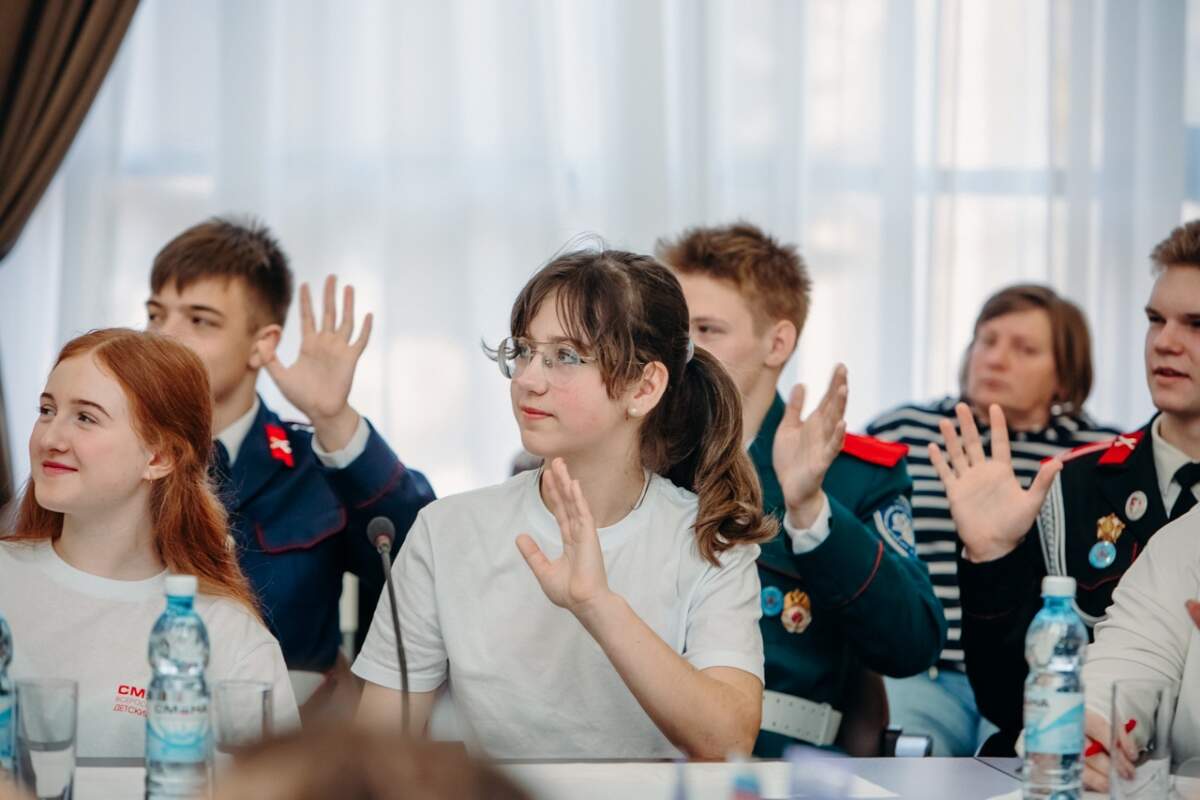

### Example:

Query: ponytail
xmin=645 ymin=348 xmax=777 ymax=564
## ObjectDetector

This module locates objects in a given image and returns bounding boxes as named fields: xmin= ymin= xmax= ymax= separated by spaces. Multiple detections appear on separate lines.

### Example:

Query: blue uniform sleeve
xmin=788 ymin=463 xmax=947 ymax=677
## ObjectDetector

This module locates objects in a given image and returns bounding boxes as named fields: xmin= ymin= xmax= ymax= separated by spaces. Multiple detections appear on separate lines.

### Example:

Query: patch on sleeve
xmin=873 ymin=496 xmax=917 ymax=559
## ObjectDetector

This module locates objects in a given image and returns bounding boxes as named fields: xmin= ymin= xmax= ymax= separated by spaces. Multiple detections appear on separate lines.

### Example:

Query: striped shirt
xmin=866 ymin=397 xmax=1119 ymax=671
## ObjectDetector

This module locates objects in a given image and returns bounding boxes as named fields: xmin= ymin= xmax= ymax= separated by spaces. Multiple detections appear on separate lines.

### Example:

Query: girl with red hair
xmin=0 ymin=328 xmax=298 ymax=758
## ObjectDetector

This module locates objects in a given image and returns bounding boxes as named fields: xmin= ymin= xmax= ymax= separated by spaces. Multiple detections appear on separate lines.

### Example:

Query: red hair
xmin=6 ymin=328 xmax=258 ymax=614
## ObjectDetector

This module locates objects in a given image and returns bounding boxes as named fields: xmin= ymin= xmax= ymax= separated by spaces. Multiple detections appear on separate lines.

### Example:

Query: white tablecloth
xmin=74 ymin=761 xmax=896 ymax=800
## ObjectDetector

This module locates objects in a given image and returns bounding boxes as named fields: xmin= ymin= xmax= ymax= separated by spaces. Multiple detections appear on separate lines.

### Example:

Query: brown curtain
xmin=0 ymin=0 xmax=139 ymax=507
xmin=0 ymin=356 xmax=10 ymax=511
xmin=0 ymin=0 xmax=139 ymax=260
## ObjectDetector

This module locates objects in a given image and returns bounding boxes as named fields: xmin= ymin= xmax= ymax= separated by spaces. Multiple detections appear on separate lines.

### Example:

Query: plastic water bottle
xmin=0 ymin=613 xmax=12 ymax=777
xmin=784 ymin=744 xmax=852 ymax=799
xmin=145 ymin=575 xmax=211 ymax=799
xmin=728 ymin=755 xmax=760 ymax=800
xmin=1023 ymin=576 xmax=1087 ymax=800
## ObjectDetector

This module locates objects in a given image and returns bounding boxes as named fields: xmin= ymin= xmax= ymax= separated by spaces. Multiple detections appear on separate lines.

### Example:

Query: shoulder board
xmin=1096 ymin=431 xmax=1145 ymax=466
xmin=841 ymin=433 xmax=908 ymax=468
xmin=1053 ymin=438 xmax=1116 ymax=465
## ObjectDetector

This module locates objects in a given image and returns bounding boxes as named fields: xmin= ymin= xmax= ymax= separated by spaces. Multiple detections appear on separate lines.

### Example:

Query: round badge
xmin=1125 ymin=490 xmax=1148 ymax=522
xmin=782 ymin=604 xmax=812 ymax=634
xmin=761 ymin=586 xmax=784 ymax=617
xmin=1089 ymin=540 xmax=1117 ymax=570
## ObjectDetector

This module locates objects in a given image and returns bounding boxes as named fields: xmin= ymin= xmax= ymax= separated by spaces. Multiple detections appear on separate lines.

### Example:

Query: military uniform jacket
xmin=750 ymin=394 xmax=947 ymax=756
xmin=958 ymin=419 xmax=1158 ymax=755
xmin=214 ymin=398 xmax=435 ymax=672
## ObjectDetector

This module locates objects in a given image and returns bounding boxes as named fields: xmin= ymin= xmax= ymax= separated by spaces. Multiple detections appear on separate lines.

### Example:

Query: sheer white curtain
xmin=2 ymin=0 xmax=1197 ymax=494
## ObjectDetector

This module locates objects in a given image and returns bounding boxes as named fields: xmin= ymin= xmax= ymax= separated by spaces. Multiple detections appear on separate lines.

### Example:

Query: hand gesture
xmin=772 ymin=365 xmax=848 ymax=529
xmin=258 ymin=275 xmax=372 ymax=426
xmin=1083 ymin=710 xmax=1113 ymax=791
xmin=516 ymin=458 xmax=612 ymax=615
xmin=1083 ymin=710 xmax=1140 ymax=791
xmin=929 ymin=403 xmax=1061 ymax=563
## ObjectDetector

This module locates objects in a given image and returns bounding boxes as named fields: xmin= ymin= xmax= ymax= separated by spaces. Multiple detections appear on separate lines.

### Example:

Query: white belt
xmin=760 ymin=689 xmax=842 ymax=747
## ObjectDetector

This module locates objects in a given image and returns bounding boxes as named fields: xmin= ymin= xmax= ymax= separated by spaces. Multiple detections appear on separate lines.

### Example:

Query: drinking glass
xmin=1110 ymin=678 xmax=1177 ymax=800
xmin=14 ymin=679 xmax=77 ymax=800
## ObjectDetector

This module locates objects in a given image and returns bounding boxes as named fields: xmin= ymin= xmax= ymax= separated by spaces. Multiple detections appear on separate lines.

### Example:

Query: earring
xmin=628 ymin=407 xmax=641 ymax=418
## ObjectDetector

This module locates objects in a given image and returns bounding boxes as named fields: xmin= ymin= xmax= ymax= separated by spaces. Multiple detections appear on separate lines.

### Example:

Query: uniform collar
xmin=215 ymin=396 xmax=261 ymax=466
xmin=748 ymin=393 xmax=787 ymax=522
xmin=223 ymin=399 xmax=289 ymax=512
xmin=1151 ymin=414 xmax=1196 ymax=507
xmin=748 ymin=393 xmax=785 ymax=461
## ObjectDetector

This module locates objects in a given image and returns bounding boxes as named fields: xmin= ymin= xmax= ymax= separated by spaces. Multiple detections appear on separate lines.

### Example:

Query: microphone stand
xmin=376 ymin=541 xmax=410 ymax=734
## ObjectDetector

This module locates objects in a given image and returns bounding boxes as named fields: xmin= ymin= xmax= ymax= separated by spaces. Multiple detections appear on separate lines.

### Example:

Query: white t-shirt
xmin=1083 ymin=505 xmax=1200 ymax=767
xmin=0 ymin=540 xmax=299 ymax=758
xmin=352 ymin=469 xmax=764 ymax=759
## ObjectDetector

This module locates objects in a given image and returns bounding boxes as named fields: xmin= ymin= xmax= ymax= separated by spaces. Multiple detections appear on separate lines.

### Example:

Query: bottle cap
xmin=1042 ymin=575 xmax=1076 ymax=597
xmin=165 ymin=574 xmax=198 ymax=598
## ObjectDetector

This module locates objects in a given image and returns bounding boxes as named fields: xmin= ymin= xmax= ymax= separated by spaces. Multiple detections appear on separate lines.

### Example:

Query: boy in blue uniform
xmin=658 ymin=223 xmax=945 ymax=756
xmin=145 ymin=217 xmax=434 ymax=715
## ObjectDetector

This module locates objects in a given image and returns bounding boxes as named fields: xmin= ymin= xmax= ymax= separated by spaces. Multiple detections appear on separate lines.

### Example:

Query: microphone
xmin=366 ymin=516 xmax=410 ymax=734
xmin=368 ymin=516 xmax=395 ymax=553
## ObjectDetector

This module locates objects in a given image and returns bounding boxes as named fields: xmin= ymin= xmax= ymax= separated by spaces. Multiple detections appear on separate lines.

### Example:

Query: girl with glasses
xmin=354 ymin=248 xmax=776 ymax=759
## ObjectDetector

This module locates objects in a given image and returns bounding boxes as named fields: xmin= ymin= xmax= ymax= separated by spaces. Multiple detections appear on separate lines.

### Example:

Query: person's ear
xmin=248 ymin=324 xmax=283 ymax=369
xmin=143 ymin=449 xmax=175 ymax=482
xmin=764 ymin=319 xmax=797 ymax=369
xmin=625 ymin=361 xmax=670 ymax=420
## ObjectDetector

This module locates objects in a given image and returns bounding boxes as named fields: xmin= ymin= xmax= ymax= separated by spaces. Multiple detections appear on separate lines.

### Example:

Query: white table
xmin=74 ymin=756 xmax=1021 ymax=799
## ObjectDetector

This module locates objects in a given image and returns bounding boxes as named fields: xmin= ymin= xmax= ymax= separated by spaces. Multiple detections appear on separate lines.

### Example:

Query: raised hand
xmin=516 ymin=458 xmax=612 ymax=615
xmin=257 ymin=275 xmax=372 ymax=449
xmin=772 ymin=365 xmax=849 ymax=529
xmin=929 ymin=403 xmax=1061 ymax=563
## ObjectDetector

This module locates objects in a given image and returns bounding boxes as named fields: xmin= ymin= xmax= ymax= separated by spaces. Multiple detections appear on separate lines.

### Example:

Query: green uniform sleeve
xmin=788 ymin=463 xmax=947 ymax=677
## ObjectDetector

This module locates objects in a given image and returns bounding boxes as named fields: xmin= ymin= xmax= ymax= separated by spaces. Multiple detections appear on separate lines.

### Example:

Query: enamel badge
xmin=1124 ymin=491 xmax=1148 ymax=522
xmin=781 ymin=590 xmax=812 ymax=634
xmin=1089 ymin=513 xmax=1125 ymax=569
xmin=761 ymin=586 xmax=783 ymax=617
xmin=265 ymin=424 xmax=295 ymax=468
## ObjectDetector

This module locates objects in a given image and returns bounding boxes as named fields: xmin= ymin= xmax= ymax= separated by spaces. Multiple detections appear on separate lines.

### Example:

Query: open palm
xmin=929 ymin=402 xmax=1061 ymax=563
xmin=516 ymin=458 xmax=611 ymax=613
xmin=258 ymin=275 xmax=372 ymax=422
xmin=773 ymin=366 xmax=848 ymax=525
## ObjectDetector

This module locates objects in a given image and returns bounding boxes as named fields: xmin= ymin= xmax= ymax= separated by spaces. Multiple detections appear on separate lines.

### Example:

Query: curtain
xmin=0 ymin=0 xmax=139 ymax=507
xmin=0 ymin=0 xmax=139 ymax=258
xmin=0 ymin=0 xmax=1197 ymax=497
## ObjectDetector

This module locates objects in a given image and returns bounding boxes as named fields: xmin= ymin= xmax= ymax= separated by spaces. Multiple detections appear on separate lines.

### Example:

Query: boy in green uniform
xmin=658 ymin=223 xmax=946 ymax=756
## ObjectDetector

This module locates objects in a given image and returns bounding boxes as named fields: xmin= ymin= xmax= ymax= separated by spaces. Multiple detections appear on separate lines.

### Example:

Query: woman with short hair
xmin=867 ymin=284 xmax=1119 ymax=756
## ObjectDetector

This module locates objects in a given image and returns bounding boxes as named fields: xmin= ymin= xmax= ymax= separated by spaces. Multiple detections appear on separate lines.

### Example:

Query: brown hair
xmin=151 ymin=216 xmax=293 ymax=327
xmin=1151 ymin=220 xmax=1200 ymax=271
xmin=960 ymin=284 xmax=1094 ymax=412
xmin=655 ymin=222 xmax=812 ymax=340
xmin=6 ymin=329 xmax=258 ymax=613
xmin=502 ymin=248 xmax=777 ymax=564
xmin=214 ymin=727 xmax=531 ymax=800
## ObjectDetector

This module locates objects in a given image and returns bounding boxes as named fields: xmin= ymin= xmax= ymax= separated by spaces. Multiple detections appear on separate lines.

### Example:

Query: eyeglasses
xmin=497 ymin=336 xmax=596 ymax=387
